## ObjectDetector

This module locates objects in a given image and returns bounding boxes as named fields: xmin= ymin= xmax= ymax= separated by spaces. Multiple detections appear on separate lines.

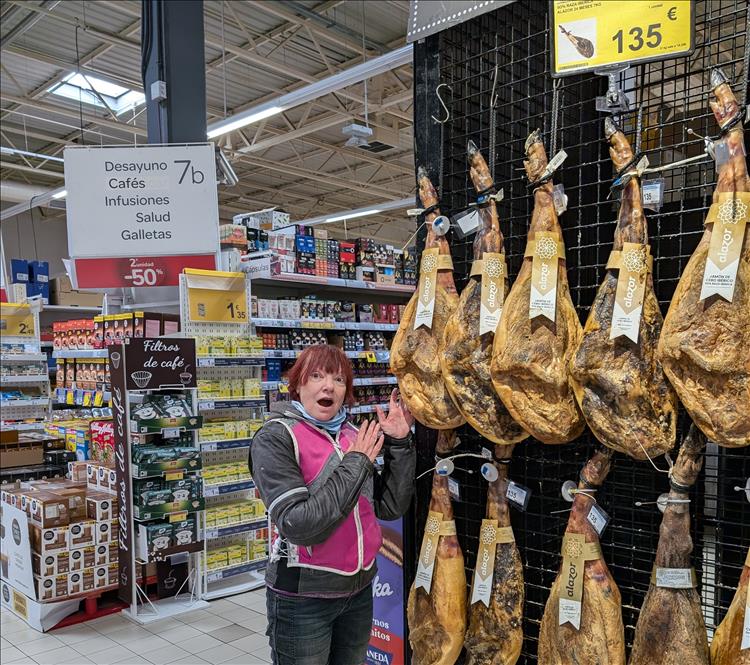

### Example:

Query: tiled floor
xmin=0 ymin=588 xmax=271 ymax=665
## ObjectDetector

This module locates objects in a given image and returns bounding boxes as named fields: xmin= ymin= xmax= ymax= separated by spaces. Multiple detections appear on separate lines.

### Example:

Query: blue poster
xmin=367 ymin=518 xmax=405 ymax=665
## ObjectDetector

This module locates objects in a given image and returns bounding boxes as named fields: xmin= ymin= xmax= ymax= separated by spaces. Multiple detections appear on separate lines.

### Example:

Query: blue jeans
xmin=266 ymin=584 xmax=373 ymax=665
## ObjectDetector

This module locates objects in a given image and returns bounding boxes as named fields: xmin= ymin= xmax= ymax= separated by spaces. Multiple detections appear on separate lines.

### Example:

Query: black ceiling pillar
xmin=141 ymin=0 xmax=207 ymax=143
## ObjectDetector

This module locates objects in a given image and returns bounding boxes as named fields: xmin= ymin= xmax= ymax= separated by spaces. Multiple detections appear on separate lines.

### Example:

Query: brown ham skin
xmin=569 ymin=118 xmax=677 ymax=460
xmin=629 ymin=425 xmax=709 ymax=665
xmin=538 ymin=449 xmax=625 ymax=665
xmin=658 ymin=70 xmax=750 ymax=448
xmin=491 ymin=131 xmax=584 ymax=444
xmin=408 ymin=470 xmax=467 ymax=665
xmin=441 ymin=143 xmax=527 ymax=445
xmin=711 ymin=555 xmax=750 ymax=665
xmin=465 ymin=444 xmax=524 ymax=665
xmin=391 ymin=167 xmax=465 ymax=430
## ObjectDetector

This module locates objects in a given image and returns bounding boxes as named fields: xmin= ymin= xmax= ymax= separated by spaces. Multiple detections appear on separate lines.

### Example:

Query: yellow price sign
xmin=165 ymin=471 xmax=184 ymax=481
xmin=365 ymin=351 xmax=377 ymax=363
xmin=168 ymin=511 xmax=188 ymax=523
xmin=0 ymin=303 xmax=35 ymax=337
xmin=551 ymin=0 xmax=694 ymax=76
xmin=278 ymin=383 xmax=289 ymax=394
xmin=187 ymin=287 xmax=247 ymax=323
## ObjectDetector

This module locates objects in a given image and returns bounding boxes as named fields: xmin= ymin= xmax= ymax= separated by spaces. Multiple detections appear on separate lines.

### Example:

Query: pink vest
xmin=278 ymin=419 xmax=382 ymax=575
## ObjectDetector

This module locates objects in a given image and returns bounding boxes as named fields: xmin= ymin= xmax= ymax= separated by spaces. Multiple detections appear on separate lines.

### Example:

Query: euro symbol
xmin=667 ymin=7 xmax=677 ymax=20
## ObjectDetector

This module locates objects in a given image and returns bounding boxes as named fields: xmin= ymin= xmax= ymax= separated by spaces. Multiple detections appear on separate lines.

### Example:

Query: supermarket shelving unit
xmin=1 ymin=302 xmax=50 ymax=430
xmin=179 ymin=270 xmax=269 ymax=600
xmin=110 ymin=338 xmax=208 ymax=624
xmin=247 ymin=271 xmax=413 ymax=417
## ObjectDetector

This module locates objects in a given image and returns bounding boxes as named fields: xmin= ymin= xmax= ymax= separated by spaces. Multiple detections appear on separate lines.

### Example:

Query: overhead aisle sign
xmin=551 ymin=0 xmax=694 ymax=76
xmin=64 ymin=144 xmax=220 ymax=288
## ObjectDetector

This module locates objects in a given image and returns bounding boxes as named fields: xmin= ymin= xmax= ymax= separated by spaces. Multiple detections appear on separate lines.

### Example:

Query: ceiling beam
xmin=1 ymin=93 xmax=147 ymax=137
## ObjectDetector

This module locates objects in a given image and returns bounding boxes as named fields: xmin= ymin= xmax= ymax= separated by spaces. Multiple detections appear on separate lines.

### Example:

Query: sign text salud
xmin=64 ymin=144 xmax=220 ymax=287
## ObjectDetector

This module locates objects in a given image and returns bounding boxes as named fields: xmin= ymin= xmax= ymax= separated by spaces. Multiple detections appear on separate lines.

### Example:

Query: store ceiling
xmin=0 ymin=0 xmax=416 ymax=246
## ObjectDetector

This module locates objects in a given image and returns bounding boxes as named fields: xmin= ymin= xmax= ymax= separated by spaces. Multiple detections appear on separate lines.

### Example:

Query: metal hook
xmin=490 ymin=64 xmax=500 ymax=109
xmin=432 ymin=84 xmax=452 ymax=124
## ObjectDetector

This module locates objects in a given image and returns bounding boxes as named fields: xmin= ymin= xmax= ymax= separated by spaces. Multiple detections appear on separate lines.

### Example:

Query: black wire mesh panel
xmin=411 ymin=1 xmax=749 ymax=663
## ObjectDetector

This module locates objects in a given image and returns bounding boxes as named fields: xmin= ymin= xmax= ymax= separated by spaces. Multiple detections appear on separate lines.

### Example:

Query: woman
xmin=250 ymin=344 xmax=416 ymax=665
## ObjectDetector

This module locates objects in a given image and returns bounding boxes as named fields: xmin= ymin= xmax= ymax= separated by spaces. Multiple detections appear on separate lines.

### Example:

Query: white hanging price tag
xmin=546 ymin=149 xmax=568 ymax=174
xmin=506 ymin=481 xmax=531 ymax=511
xmin=641 ymin=179 xmax=664 ymax=211
xmin=452 ymin=209 xmax=481 ymax=239
xmin=587 ymin=504 xmax=609 ymax=535
xmin=448 ymin=477 xmax=461 ymax=501
xmin=552 ymin=183 xmax=568 ymax=215
xmin=655 ymin=568 xmax=694 ymax=589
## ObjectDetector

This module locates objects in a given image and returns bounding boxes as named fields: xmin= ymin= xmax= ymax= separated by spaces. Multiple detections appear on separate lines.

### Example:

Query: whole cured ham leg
xmin=629 ymin=424 xmax=709 ymax=665
xmin=538 ymin=449 xmax=625 ymax=665
xmin=391 ymin=168 xmax=465 ymax=430
xmin=408 ymin=433 xmax=467 ymax=665
xmin=658 ymin=69 xmax=750 ymax=448
xmin=441 ymin=142 xmax=527 ymax=445
xmin=465 ymin=444 xmax=524 ymax=665
xmin=491 ymin=131 xmax=584 ymax=444
xmin=569 ymin=118 xmax=677 ymax=460
xmin=711 ymin=548 xmax=750 ymax=665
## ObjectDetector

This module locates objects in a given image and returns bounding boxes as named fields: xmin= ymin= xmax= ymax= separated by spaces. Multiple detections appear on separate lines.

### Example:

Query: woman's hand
xmin=375 ymin=389 xmax=415 ymax=440
xmin=347 ymin=419 xmax=384 ymax=463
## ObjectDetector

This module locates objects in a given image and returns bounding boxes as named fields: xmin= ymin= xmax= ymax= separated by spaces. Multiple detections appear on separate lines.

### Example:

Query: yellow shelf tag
xmin=165 ymin=471 xmax=184 ymax=482
xmin=188 ymin=287 xmax=247 ymax=323
xmin=168 ymin=511 xmax=188 ymax=523
xmin=365 ymin=351 xmax=377 ymax=363
xmin=0 ymin=303 xmax=35 ymax=337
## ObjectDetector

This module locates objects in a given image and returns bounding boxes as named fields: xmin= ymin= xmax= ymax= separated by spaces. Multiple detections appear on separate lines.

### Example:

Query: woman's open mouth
xmin=317 ymin=398 xmax=334 ymax=408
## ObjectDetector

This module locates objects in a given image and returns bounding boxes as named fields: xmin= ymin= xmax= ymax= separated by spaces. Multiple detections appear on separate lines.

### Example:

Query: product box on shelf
xmin=50 ymin=275 xmax=103 ymax=308
xmin=10 ymin=258 xmax=30 ymax=283
xmin=32 ymin=550 xmax=70 ymax=577
xmin=30 ymin=524 xmax=68 ymax=554
xmin=35 ymin=574 xmax=68 ymax=601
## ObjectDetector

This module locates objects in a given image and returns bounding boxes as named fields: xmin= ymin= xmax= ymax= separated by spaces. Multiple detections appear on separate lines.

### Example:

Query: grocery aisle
xmin=0 ymin=589 xmax=271 ymax=665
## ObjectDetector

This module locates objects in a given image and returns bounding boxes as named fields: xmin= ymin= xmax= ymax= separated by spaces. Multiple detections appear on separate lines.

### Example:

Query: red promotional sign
xmin=74 ymin=255 xmax=216 ymax=289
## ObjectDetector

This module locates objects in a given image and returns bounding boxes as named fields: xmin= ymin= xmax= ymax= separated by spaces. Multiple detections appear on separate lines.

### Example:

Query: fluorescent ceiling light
xmin=326 ymin=209 xmax=382 ymax=223
xmin=207 ymin=106 xmax=284 ymax=139
xmin=0 ymin=146 xmax=65 ymax=163
xmin=48 ymin=72 xmax=145 ymax=115
xmin=205 ymin=44 xmax=413 ymax=140
xmin=296 ymin=198 xmax=413 ymax=227
xmin=51 ymin=189 xmax=67 ymax=199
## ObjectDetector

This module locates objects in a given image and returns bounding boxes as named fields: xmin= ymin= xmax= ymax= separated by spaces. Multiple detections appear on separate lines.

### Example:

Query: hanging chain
xmin=551 ymin=77 xmax=563 ymax=155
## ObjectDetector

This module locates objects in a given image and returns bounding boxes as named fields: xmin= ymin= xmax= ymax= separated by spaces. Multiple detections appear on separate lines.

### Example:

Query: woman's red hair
xmin=287 ymin=345 xmax=355 ymax=405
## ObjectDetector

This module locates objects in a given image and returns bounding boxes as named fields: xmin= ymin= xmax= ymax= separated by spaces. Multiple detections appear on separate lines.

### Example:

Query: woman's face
xmin=298 ymin=367 xmax=347 ymax=421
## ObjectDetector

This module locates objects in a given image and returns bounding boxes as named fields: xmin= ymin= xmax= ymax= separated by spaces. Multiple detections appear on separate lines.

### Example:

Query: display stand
xmin=0 ymin=302 xmax=50 ymax=430
xmin=179 ymin=269 xmax=269 ymax=599
xmin=109 ymin=337 xmax=208 ymax=624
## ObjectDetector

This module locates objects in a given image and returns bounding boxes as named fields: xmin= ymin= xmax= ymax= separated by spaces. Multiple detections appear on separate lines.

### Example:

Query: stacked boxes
xmin=206 ymin=528 xmax=269 ymax=570
xmin=338 ymin=242 xmax=356 ymax=279
xmin=204 ymin=497 xmax=266 ymax=528
xmin=198 ymin=418 xmax=262 ymax=442
xmin=401 ymin=246 xmax=418 ymax=286
xmin=294 ymin=227 xmax=316 ymax=276
xmin=202 ymin=462 xmax=252 ymax=486
xmin=195 ymin=335 xmax=262 ymax=358
xmin=234 ymin=208 xmax=290 ymax=231
xmin=10 ymin=259 xmax=49 ymax=303
xmin=0 ymin=478 xmax=119 ymax=601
